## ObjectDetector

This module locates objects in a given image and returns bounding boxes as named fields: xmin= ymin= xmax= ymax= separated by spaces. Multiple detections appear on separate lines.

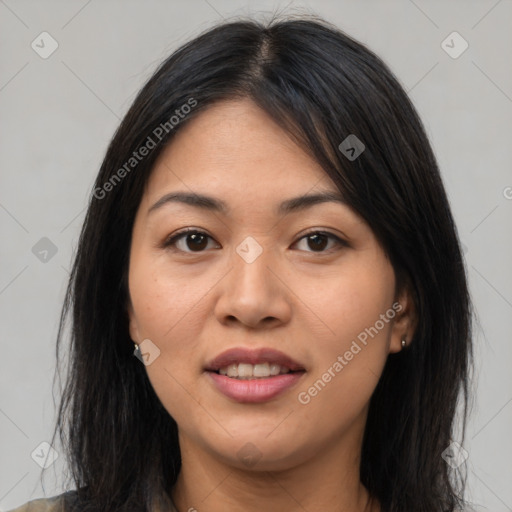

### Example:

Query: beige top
xmin=5 ymin=495 xmax=67 ymax=512
xmin=5 ymin=491 xmax=179 ymax=512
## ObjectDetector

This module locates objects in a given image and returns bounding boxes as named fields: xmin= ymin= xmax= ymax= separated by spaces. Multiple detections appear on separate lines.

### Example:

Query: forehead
xmin=143 ymin=98 xmax=338 ymax=202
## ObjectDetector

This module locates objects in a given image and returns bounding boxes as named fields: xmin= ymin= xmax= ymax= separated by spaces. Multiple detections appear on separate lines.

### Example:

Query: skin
xmin=127 ymin=98 xmax=416 ymax=512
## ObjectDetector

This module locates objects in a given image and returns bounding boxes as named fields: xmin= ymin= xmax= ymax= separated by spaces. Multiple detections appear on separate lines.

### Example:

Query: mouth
xmin=204 ymin=347 xmax=306 ymax=403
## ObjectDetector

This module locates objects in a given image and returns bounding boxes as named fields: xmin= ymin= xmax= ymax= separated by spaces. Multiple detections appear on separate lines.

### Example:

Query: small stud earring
xmin=401 ymin=338 xmax=406 ymax=349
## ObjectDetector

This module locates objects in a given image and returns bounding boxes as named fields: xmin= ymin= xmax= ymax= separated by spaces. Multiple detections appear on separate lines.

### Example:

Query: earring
xmin=133 ymin=343 xmax=140 ymax=355
xmin=401 ymin=338 xmax=406 ymax=349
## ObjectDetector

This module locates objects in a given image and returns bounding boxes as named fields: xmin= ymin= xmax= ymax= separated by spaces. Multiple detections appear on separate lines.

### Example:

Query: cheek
xmin=295 ymin=256 xmax=395 ymax=412
xmin=128 ymin=257 xmax=210 ymax=422
xmin=129 ymin=252 xmax=208 ymax=341
xmin=304 ymin=254 xmax=396 ymax=345
xmin=128 ymin=252 xmax=225 ymax=392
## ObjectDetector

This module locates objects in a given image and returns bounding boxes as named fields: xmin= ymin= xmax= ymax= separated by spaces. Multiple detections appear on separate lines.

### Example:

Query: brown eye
xmin=294 ymin=231 xmax=345 ymax=253
xmin=183 ymin=232 xmax=209 ymax=251
xmin=306 ymin=233 xmax=329 ymax=251
xmin=163 ymin=230 xmax=218 ymax=253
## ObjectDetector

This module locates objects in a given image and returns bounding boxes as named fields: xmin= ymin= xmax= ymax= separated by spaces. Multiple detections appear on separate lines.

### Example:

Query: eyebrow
xmin=148 ymin=190 xmax=347 ymax=216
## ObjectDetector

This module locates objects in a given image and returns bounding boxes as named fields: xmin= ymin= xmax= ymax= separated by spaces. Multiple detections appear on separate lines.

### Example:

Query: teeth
xmin=217 ymin=362 xmax=292 ymax=379
xmin=253 ymin=362 xmax=270 ymax=377
xmin=238 ymin=363 xmax=253 ymax=378
xmin=226 ymin=364 xmax=238 ymax=377
xmin=269 ymin=363 xmax=281 ymax=376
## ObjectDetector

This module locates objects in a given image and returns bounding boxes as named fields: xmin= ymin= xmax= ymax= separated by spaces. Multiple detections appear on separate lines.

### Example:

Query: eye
xmin=293 ymin=230 xmax=347 ymax=253
xmin=162 ymin=229 xmax=219 ymax=253
xmin=162 ymin=229 xmax=347 ymax=254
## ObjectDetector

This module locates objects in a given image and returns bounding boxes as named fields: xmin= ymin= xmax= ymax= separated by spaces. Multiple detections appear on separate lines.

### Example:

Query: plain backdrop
xmin=1 ymin=0 xmax=511 ymax=510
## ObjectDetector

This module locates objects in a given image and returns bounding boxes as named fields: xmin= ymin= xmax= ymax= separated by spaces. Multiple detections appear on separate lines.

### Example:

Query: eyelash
xmin=161 ymin=228 xmax=348 ymax=255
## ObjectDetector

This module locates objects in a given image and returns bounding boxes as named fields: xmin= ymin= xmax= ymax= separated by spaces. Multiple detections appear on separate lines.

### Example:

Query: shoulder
xmin=5 ymin=490 xmax=80 ymax=512
xmin=6 ymin=489 xmax=178 ymax=512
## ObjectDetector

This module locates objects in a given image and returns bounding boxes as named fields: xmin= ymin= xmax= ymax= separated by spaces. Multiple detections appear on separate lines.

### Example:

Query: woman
xmin=9 ymin=13 xmax=473 ymax=512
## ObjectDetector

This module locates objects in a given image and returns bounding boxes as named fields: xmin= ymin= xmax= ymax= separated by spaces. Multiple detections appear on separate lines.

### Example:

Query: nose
xmin=213 ymin=240 xmax=292 ymax=329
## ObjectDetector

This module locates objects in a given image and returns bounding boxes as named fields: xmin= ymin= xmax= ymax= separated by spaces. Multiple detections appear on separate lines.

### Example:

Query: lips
xmin=204 ymin=347 xmax=306 ymax=403
xmin=204 ymin=347 xmax=306 ymax=373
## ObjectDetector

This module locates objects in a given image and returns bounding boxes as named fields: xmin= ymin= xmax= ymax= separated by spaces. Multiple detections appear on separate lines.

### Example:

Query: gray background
xmin=1 ymin=0 xmax=511 ymax=510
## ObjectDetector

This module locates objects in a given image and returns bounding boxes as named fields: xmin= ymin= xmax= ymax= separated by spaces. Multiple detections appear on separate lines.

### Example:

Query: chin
xmin=203 ymin=431 xmax=315 ymax=472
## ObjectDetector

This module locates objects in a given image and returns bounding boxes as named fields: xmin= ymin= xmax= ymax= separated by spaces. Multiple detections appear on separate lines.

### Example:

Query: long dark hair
xmin=48 ymin=12 xmax=474 ymax=512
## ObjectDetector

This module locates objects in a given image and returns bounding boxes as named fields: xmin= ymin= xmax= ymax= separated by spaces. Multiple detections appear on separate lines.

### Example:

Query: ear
xmin=389 ymin=280 xmax=417 ymax=354
xmin=127 ymin=299 xmax=141 ymax=343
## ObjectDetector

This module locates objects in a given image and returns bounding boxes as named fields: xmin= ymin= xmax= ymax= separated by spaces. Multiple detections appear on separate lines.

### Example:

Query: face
xmin=127 ymin=98 xmax=413 ymax=471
